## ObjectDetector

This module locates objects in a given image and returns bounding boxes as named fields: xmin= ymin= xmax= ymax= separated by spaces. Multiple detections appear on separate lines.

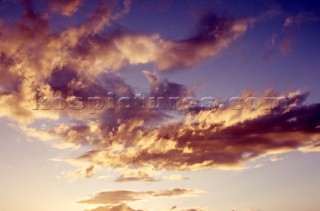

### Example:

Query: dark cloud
xmin=0 ymin=3 xmax=251 ymax=124
xmin=155 ymin=15 xmax=251 ymax=71
xmin=47 ymin=67 xmax=78 ymax=93
xmin=72 ymin=92 xmax=320 ymax=171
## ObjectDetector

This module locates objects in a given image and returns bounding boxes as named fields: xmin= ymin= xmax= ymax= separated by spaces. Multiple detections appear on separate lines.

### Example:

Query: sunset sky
xmin=1 ymin=0 xmax=320 ymax=211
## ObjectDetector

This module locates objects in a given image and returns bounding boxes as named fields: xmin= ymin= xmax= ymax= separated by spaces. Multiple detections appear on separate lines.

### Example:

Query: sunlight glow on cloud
xmin=1 ymin=0 xmax=320 ymax=210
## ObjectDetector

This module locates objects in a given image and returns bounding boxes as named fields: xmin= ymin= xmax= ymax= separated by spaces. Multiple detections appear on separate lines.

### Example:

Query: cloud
xmin=279 ymin=36 xmax=294 ymax=55
xmin=269 ymin=155 xmax=284 ymax=162
xmin=10 ymin=59 xmax=320 ymax=174
xmin=284 ymin=12 xmax=318 ymax=27
xmin=84 ymin=204 xmax=206 ymax=211
xmin=262 ymin=10 xmax=318 ymax=58
xmin=0 ymin=1 xmax=251 ymax=125
xmin=114 ymin=170 xmax=159 ymax=182
xmin=49 ymin=0 xmax=83 ymax=16
xmin=114 ymin=169 xmax=188 ymax=182
xmin=0 ymin=1 xmax=125 ymax=124
xmin=1 ymin=0 xmax=320 ymax=193
xmin=79 ymin=190 xmax=139 ymax=205
xmin=169 ymin=206 xmax=207 ymax=211
xmin=64 ymin=13 xmax=250 ymax=73
xmin=79 ymin=188 xmax=198 ymax=205
xmin=2 ymin=2 xmax=320 ymax=211
xmin=163 ymin=175 xmax=189 ymax=181
xmin=154 ymin=15 xmax=252 ymax=71
xmin=71 ymin=91 xmax=320 ymax=172
xmin=142 ymin=71 xmax=160 ymax=89
xmin=74 ymin=165 xmax=96 ymax=178
xmin=139 ymin=0 xmax=173 ymax=12
xmin=150 ymin=188 xmax=196 ymax=197
xmin=85 ymin=204 xmax=140 ymax=211
xmin=112 ymin=0 xmax=132 ymax=20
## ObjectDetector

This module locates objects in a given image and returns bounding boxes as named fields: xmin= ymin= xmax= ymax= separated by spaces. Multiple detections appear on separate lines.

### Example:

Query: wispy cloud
xmin=49 ymin=0 xmax=83 ymax=16
xmin=79 ymin=188 xmax=199 ymax=205
xmin=279 ymin=35 xmax=294 ymax=55
xmin=284 ymin=11 xmax=318 ymax=28
xmin=114 ymin=170 xmax=159 ymax=182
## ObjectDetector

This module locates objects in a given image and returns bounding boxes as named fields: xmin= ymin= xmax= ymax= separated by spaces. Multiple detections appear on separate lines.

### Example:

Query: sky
xmin=0 ymin=0 xmax=320 ymax=211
